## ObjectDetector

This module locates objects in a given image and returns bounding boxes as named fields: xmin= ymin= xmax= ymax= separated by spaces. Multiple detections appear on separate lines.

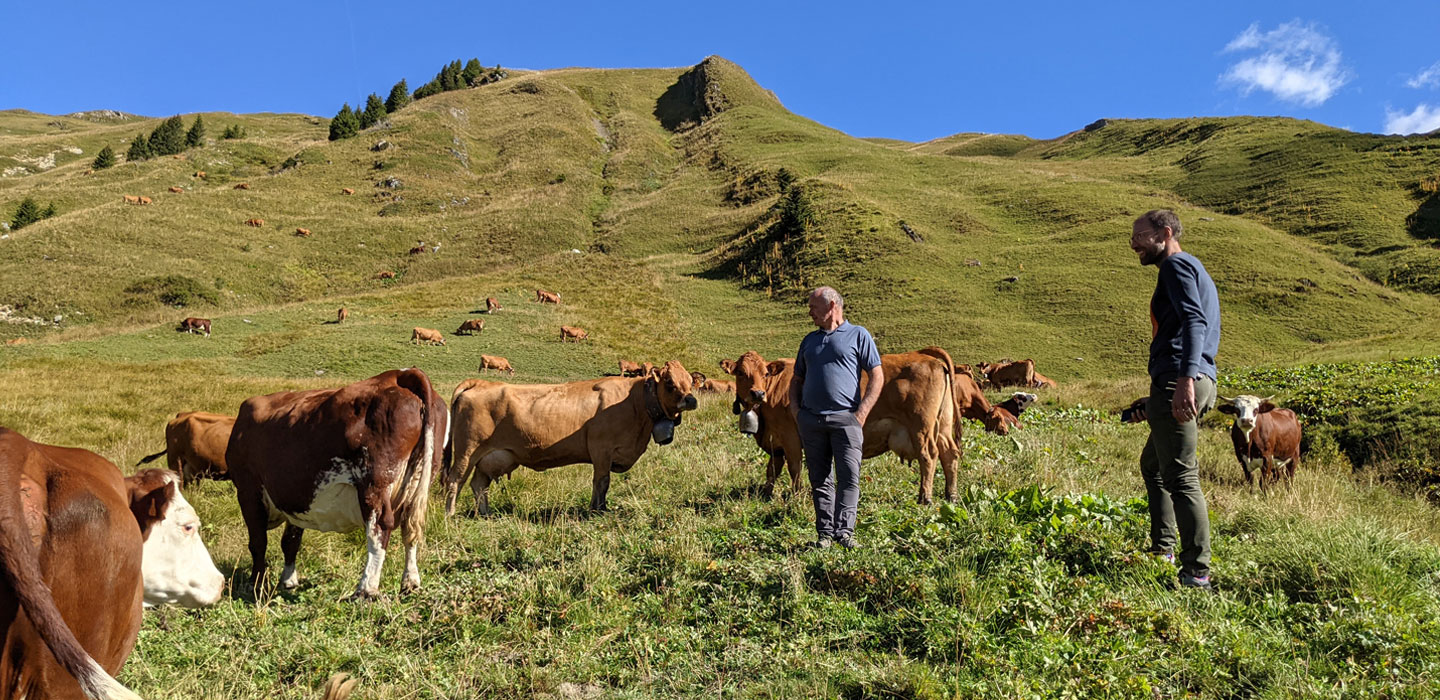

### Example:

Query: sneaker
xmin=811 ymin=537 xmax=834 ymax=550
xmin=835 ymin=535 xmax=859 ymax=550
xmin=1179 ymin=572 xmax=1212 ymax=590
xmin=1156 ymin=551 xmax=1176 ymax=566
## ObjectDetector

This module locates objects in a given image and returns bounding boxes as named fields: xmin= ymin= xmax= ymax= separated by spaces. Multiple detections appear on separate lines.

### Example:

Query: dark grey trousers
xmin=799 ymin=410 xmax=863 ymax=540
xmin=1141 ymin=375 xmax=1216 ymax=578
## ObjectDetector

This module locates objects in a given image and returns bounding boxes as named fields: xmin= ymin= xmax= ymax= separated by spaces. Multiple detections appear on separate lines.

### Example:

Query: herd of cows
xmin=1 ymin=289 xmax=1306 ymax=699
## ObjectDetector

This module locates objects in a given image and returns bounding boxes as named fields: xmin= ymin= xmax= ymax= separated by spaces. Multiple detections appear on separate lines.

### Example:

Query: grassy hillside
xmin=4 ymin=57 xmax=1440 ymax=698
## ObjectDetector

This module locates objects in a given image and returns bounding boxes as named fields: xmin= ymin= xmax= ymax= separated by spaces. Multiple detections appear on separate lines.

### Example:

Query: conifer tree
xmin=222 ymin=123 xmax=246 ymax=139
xmin=92 ymin=145 xmax=116 ymax=170
xmin=463 ymin=58 xmax=483 ymax=86
xmin=328 ymin=104 xmax=360 ymax=141
xmin=148 ymin=115 xmax=186 ymax=156
xmin=40 ymin=202 xmax=56 ymax=219
xmin=126 ymin=132 xmax=153 ymax=161
xmin=385 ymin=79 xmax=411 ymax=112
xmin=185 ymin=114 xmax=206 ymax=148
xmin=9 ymin=197 xmax=42 ymax=230
xmin=413 ymin=81 xmax=441 ymax=100
xmin=360 ymin=93 xmax=386 ymax=129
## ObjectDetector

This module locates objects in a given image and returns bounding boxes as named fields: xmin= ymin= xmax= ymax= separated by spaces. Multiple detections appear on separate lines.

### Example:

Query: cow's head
xmin=1008 ymin=392 xmax=1038 ymax=413
xmin=985 ymin=408 xmax=1018 ymax=435
xmin=1216 ymin=395 xmax=1277 ymax=433
xmin=730 ymin=351 xmax=787 ymax=415
xmin=127 ymin=469 xmax=225 ymax=608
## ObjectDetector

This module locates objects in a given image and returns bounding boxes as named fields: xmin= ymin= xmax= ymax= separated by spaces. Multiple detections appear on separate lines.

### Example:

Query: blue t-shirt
xmin=794 ymin=321 xmax=882 ymax=414
xmin=1149 ymin=251 xmax=1220 ymax=382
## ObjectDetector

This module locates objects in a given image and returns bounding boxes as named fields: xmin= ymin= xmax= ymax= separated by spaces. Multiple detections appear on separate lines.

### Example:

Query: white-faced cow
xmin=225 ymin=369 xmax=447 ymax=599
xmin=1217 ymin=395 xmax=1302 ymax=489
xmin=1 ymin=428 xmax=223 ymax=700
xmin=444 ymin=361 xmax=697 ymax=515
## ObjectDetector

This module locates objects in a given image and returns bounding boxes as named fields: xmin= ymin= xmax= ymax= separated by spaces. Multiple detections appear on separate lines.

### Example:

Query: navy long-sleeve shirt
xmin=1149 ymin=252 xmax=1220 ymax=382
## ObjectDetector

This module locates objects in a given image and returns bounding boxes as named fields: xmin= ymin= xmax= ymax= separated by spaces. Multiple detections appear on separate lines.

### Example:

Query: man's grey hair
xmin=1137 ymin=209 xmax=1183 ymax=239
xmin=810 ymin=286 xmax=843 ymax=308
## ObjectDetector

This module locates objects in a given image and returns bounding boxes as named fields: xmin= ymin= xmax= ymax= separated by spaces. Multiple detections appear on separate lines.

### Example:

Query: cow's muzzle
xmin=682 ymin=394 xmax=698 ymax=412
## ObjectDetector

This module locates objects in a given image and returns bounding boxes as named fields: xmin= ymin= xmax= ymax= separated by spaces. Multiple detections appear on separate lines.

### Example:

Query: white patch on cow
xmin=403 ymin=543 xmax=420 ymax=591
xmin=141 ymin=478 xmax=225 ymax=609
xmin=260 ymin=488 xmax=285 ymax=529
xmin=356 ymin=512 xmax=386 ymax=598
xmin=280 ymin=460 xmax=365 ymax=533
xmin=279 ymin=562 xmax=299 ymax=590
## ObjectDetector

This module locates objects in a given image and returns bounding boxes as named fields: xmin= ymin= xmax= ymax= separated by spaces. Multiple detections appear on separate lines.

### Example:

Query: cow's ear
xmin=1217 ymin=403 xmax=1237 ymax=415
xmin=766 ymin=361 xmax=786 ymax=377
xmin=129 ymin=478 xmax=175 ymax=539
xmin=1257 ymin=401 xmax=1277 ymax=413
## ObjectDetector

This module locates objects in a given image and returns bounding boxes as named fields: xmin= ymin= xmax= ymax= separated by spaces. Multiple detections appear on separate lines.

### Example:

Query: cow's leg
xmin=1240 ymin=459 xmax=1254 ymax=489
xmin=916 ymin=452 xmax=937 ymax=506
xmin=591 ymin=459 xmax=613 ymax=512
xmin=469 ymin=471 xmax=493 ymax=516
xmin=783 ymin=435 xmax=805 ymax=499
xmin=400 ymin=532 xmax=421 ymax=593
xmin=762 ymin=450 xmax=779 ymax=501
xmin=941 ymin=448 xmax=960 ymax=503
xmin=236 ymin=487 xmax=271 ymax=590
xmin=1285 ymin=455 xmax=1299 ymax=485
xmin=279 ymin=524 xmax=304 ymax=590
xmin=353 ymin=511 xmax=386 ymax=600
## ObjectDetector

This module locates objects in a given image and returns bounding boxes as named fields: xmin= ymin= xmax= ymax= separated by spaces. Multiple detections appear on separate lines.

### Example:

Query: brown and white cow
xmin=193 ymin=171 xmax=206 ymax=179
xmin=1217 ymin=395 xmax=1302 ymax=489
xmin=408 ymin=243 xmax=426 ymax=256
xmin=178 ymin=317 xmax=211 ymax=337
xmin=728 ymin=347 xmax=962 ymax=504
xmin=559 ymin=326 xmax=588 ymax=342
xmin=337 ymin=308 xmax=348 ymax=323
xmin=376 ymin=271 xmax=396 ymax=280
xmin=444 ymin=361 xmax=697 ymax=515
xmin=952 ymin=372 xmax=1019 ymax=435
xmin=136 ymin=411 xmax=235 ymax=487
xmin=535 ymin=289 xmax=560 ymax=304
xmin=411 ymin=327 xmax=445 ymax=345
xmin=455 ymin=319 xmax=485 ymax=335
xmin=996 ymin=392 xmax=1038 ymax=418
xmin=225 ymin=369 xmax=447 ymax=598
xmin=478 ymin=355 xmax=514 ymax=374
xmin=1 ymin=428 xmax=223 ymax=700
xmin=485 ymin=297 xmax=502 ymax=313
xmin=233 ymin=183 xmax=250 ymax=190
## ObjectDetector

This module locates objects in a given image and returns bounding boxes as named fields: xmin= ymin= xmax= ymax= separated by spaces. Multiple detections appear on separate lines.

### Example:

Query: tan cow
xmin=136 ymin=411 xmax=235 ymax=487
xmin=1031 ymin=371 xmax=1057 ymax=389
xmin=244 ymin=218 xmax=264 ymax=227
xmin=338 ymin=308 xmax=348 ymax=323
xmin=536 ymin=289 xmax=561 ymax=304
xmin=341 ymin=187 xmax=355 ymax=195
xmin=478 ymin=355 xmax=514 ymax=374
xmin=729 ymin=347 xmax=961 ymax=503
xmin=123 ymin=195 xmax=140 ymax=204
xmin=138 ymin=196 xmax=152 ymax=205
xmin=295 ymin=228 xmax=312 ymax=237
xmin=444 ymin=361 xmax=698 ymax=514
xmin=619 ymin=360 xmax=644 ymax=377
xmin=485 ymin=297 xmax=502 ymax=313
xmin=981 ymin=359 xmax=1036 ymax=390
xmin=233 ymin=183 xmax=250 ymax=190
xmin=377 ymin=271 xmax=396 ymax=280
xmin=411 ymin=327 xmax=445 ymax=345
xmin=168 ymin=186 xmax=184 ymax=194
xmin=194 ymin=171 xmax=206 ymax=178
xmin=455 ymin=319 xmax=485 ymax=335
xmin=952 ymin=372 xmax=1019 ymax=435
xmin=560 ymin=325 xmax=588 ymax=342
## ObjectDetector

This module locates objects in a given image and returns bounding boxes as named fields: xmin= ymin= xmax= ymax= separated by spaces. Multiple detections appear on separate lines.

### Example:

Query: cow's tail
xmin=441 ymin=380 xmax=485 ymax=515
xmin=0 ymin=452 xmax=144 ymax=700
xmin=393 ymin=370 xmax=441 ymax=549
xmin=917 ymin=347 xmax=960 ymax=455
xmin=135 ymin=448 xmax=167 ymax=466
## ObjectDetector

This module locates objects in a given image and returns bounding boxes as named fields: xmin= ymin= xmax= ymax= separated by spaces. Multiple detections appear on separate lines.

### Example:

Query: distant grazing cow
xmin=178 ymin=317 xmax=211 ymax=337
xmin=377 ymin=271 xmax=396 ymax=280
xmin=619 ymin=360 xmax=644 ymax=377
xmin=560 ymin=325 xmax=588 ymax=342
xmin=341 ymin=188 xmax=355 ymax=195
xmin=408 ymin=243 xmax=426 ymax=256
xmin=244 ymin=218 xmax=264 ymax=227
xmin=455 ymin=319 xmax=485 ymax=335
xmin=337 ymin=308 xmax=348 ymax=323
xmin=536 ymin=289 xmax=561 ymax=304
xmin=194 ymin=171 xmax=206 ymax=178
xmin=225 ymin=369 xmax=447 ymax=598
xmin=123 ymin=195 xmax=140 ymax=204
xmin=168 ymin=186 xmax=184 ymax=194
xmin=1217 ymin=395 xmax=1302 ymax=489
xmin=485 ymin=297 xmax=502 ymax=313
xmin=996 ymin=392 xmax=1038 ymax=418
xmin=444 ymin=361 xmax=697 ymax=514
xmin=233 ymin=183 xmax=250 ymax=190
xmin=411 ymin=327 xmax=445 ymax=345
xmin=1 ymin=428 xmax=224 ymax=700
xmin=295 ymin=228 xmax=312 ymax=237
xmin=4 ymin=338 xmax=28 ymax=346
xmin=982 ymin=359 xmax=1036 ymax=391
xmin=83 ymin=168 xmax=93 ymax=176
xmin=1031 ymin=372 xmax=1057 ymax=389
xmin=138 ymin=196 xmax=152 ymax=205
xmin=135 ymin=411 xmax=236 ymax=487
xmin=478 ymin=354 xmax=514 ymax=374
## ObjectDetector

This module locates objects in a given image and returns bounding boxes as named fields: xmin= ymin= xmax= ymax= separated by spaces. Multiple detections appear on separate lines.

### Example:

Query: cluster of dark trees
xmin=9 ymin=197 xmax=57 ymax=230
xmin=125 ymin=115 xmax=207 ymax=162
xmin=328 ymin=58 xmax=508 ymax=141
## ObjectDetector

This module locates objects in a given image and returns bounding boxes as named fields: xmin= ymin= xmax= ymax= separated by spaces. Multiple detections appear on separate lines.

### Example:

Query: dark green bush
xmin=123 ymin=275 xmax=219 ymax=307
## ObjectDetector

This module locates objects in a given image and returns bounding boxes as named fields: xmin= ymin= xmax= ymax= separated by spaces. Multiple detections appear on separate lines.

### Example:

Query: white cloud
xmin=1220 ymin=21 xmax=1351 ymax=107
xmin=1406 ymin=61 xmax=1440 ymax=89
xmin=1384 ymin=104 xmax=1440 ymax=135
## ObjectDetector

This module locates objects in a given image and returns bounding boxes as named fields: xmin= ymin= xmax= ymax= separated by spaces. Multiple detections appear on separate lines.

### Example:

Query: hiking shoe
xmin=835 ymin=535 xmax=859 ymax=550
xmin=1153 ymin=551 xmax=1176 ymax=566
xmin=811 ymin=537 xmax=834 ymax=550
xmin=1179 ymin=572 xmax=1212 ymax=590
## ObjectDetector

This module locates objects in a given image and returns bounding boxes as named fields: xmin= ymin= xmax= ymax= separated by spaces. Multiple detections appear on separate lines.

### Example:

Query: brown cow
xmin=1 ymin=428 xmax=224 ymax=700
xmin=952 ymin=372 xmax=1018 ymax=434
xmin=341 ymin=188 xmax=355 ymax=195
xmin=295 ymin=227 xmax=312 ymax=237
xmin=729 ymin=347 xmax=961 ymax=503
xmin=178 ymin=317 xmax=211 ymax=337
xmin=137 ymin=196 xmax=152 ymax=205
xmin=193 ymin=171 xmax=206 ymax=178
xmin=701 ymin=379 xmax=735 ymax=394
xmin=1217 ymin=395 xmax=1303 ymax=489
xmin=83 ymin=169 xmax=93 ymax=176
xmin=376 ymin=271 xmax=396 ymax=280
xmin=560 ymin=325 xmax=588 ymax=342
xmin=619 ymin=360 xmax=644 ymax=377
xmin=411 ymin=327 xmax=445 ymax=345
xmin=455 ymin=319 xmax=485 ymax=335
xmin=1031 ymin=372 xmax=1057 ymax=389
xmin=244 ymin=218 xmax=264 ymax=227
xmin=123 ymin=195 xmax=140 ymax=204
xmin=408 ymin=243 xmax=426 ymax=256
xmin=981 ymin=359 xmax=1036 ymax=390
xmin=536 ymin=289 xmax=561 ymax=304
xmin=478 ymin=355 xmax=514 ymax=374
xmin=225 ymin=369 xmax=447 ymax=598
xmin=337 ymin=308 xmax=348 ymax=323
xmin=135 ymin=411 xmax=235 ymax=487
xmin=233 ymin=183 xmax=250 ymax=190
xmin=444 ymin=361 xmax=697 ymax=514
xmin=168 ymin=186 xmax=184 ymax=194
xmin=485 ymin=297 xmax=502 ymax=313
xmin=718 ymin=358 xmax=737 ymax=375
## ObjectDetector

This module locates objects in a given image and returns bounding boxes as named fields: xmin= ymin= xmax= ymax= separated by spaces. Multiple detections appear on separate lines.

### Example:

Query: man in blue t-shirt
xmin=1128 ymin=209 xmax=1221 ymax=590
xmin=788 ymin=287 xmax=884 ymax=549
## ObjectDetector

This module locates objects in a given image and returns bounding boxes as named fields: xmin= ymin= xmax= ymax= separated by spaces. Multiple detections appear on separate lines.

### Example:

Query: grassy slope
xmin=3 ymin=60 xmax=1440 ymax=698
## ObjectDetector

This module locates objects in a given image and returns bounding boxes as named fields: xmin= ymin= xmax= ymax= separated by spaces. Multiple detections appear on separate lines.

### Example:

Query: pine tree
xmin=40 ymin=203 xmax=56 ymax=219
xmin=385 ymin=79 xmax=411 ymax=112
xmin=413 ymin=81 xmax=441 ymax=101
xmin=360 ymin=93 xmax=386 ymax=129
xmin=462 ymin=58 xmax=484 ymax=86
xmin=148 ymin=115 xmax=186 ymax=156
xmin=185 ymin=114 xmax=206 ymax=148
xmin=92 ymin=145 xmax=116 ymax=170
xmin=9 ymin=197 xmax=42 ymax=230
xmin=441 ymin=60 xmax=463 ymax=91
xmin=126 ymin=132 xmax=153 ymax=161
xmin=222 ymin=123 xmax=246 ymax=139
xmin=328 ymin=104 xmax=360 ymax=141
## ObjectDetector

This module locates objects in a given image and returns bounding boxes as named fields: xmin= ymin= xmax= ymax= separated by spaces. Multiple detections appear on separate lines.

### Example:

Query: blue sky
xmin=5 ymin=1 xmax=1440 ymax=140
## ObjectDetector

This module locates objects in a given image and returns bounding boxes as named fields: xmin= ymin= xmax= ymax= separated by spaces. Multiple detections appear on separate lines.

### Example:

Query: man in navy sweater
xmin=1129 ymin=209 xmax=1221 ymax=590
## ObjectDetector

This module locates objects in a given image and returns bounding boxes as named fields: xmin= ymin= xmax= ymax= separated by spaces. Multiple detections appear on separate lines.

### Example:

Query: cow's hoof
xmin=916 ymin=495 xmax=933 ymax=506
xmin=401 ymin=576 xmax=421 ymax=594
xmin=760 ymin=485 xmax=775 ymax=502
xmin=346 ymin=589 xmax=382 ymax=603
